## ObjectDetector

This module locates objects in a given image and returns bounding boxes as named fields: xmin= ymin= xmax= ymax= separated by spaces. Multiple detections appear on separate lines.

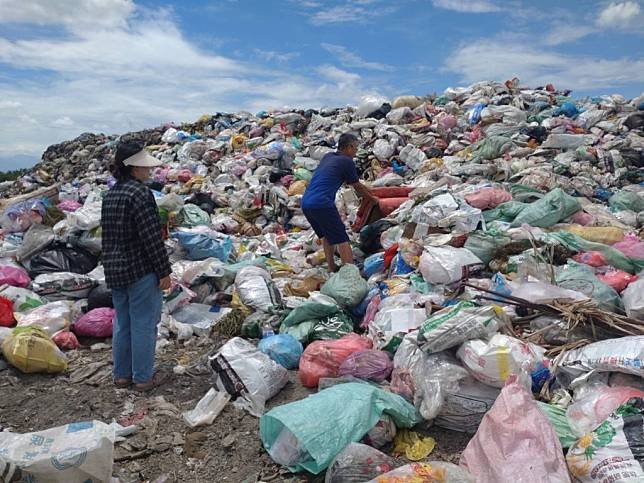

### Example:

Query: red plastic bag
xmin=0 ymin=266 xmax=31 ymax=288
xmin=597 ymin=270 xmax=638 ymax=293
xmin=0 ymin=296 xmax=15 ymax=327
xmin=338 ymin=350 xmax=393 ymax=382
xmin=72 ymin=307 xmax=115 ymax=337
xmin=572 ymin=251 xmax=607 ymax=267
xmin=52 ymin=330 xmax=80 ymax=350
xmin=299 ymin=334 xmax=372 ymax=388
xmin=460 ymin=376 xmax=570 ymax=482
xmin=612 ymin=234 xmax=644 ymax=260
xmin=464 ymin=188 xmax=512 ymax=210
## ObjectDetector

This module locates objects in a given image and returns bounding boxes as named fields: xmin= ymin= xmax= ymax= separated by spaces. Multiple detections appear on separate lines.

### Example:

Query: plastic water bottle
xmin=261 ymin=324 xmax=275 ymax=338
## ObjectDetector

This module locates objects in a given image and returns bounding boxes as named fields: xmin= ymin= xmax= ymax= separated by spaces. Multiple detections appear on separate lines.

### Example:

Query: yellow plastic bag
xmin=392 ymin=429 xmax=436 ymax=461
xmin=562 ymin=225 xmax=625 ymax=245
xmin=2 ymin=326 xmax=67 ymax=374
xmin=288 ymin=180 xmax=308 ymax=196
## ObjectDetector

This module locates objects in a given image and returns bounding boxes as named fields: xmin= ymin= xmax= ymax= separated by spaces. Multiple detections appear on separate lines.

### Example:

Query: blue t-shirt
xmin=301 ymin=152 xmax=359 ymax=209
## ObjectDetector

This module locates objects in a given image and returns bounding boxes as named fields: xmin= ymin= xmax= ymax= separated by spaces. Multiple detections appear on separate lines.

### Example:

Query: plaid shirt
xmin=101 ymin=179 xmax=171 ymax=288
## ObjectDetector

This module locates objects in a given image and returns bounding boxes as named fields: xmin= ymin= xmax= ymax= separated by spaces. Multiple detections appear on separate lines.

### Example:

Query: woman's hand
xmin=159 ymin=275 xmax=172 ymax=291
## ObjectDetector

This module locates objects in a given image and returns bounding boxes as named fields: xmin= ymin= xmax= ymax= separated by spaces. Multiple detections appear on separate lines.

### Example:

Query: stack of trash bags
xmin=0 ymin=77 xmax=643 ymax=481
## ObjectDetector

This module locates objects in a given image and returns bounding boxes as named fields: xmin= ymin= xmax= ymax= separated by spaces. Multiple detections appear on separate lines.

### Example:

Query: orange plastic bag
xmin=0 ymin=296 xmax=14 ymax=327
xmin=299 ymin=334 xmax=372 ymax=387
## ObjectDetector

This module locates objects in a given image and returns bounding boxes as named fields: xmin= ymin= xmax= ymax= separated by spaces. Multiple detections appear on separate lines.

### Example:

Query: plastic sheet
xmin=260 ymin=383 xmax=419 ymax=474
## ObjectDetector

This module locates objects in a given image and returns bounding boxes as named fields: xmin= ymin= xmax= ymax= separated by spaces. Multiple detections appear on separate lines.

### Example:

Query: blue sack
xmin=174 ymin=232 xmax=232 ymax=262
xmin=258 ymin=334 xmax=303 ymax=370
xmin=363 ymin=252 xmax=385 ymax=278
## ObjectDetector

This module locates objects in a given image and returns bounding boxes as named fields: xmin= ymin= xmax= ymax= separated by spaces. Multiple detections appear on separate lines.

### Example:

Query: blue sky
xmin=0 ymin=0 xmax=643 ymax=170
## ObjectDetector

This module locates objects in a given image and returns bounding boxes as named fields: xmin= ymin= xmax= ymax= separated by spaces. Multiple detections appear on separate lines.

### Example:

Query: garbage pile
xmin=1 ymin=78 xmax=644 ymax=482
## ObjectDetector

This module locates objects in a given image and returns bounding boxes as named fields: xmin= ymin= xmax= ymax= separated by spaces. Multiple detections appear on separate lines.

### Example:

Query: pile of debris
xmin=1 ymin=78 xmax=643 ymax=482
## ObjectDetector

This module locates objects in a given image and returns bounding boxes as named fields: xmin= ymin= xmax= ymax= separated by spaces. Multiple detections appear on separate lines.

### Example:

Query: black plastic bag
xmin=24 ymin=242 xmax=98 ymax=277
xmin=87 ymin=283 xmax=113 ymax=310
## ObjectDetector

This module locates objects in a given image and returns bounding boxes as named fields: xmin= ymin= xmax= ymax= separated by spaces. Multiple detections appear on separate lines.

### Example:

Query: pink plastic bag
xmin=596 ymin=269 xmax=638 ymax=293
xmin=177 ymin=169 xmax=193 ymax=183
xmin=72 ymin=307 xmax=115 ymax=337
xmin=52 ymin=330 xmax=80 ymax=350
xmin=57 ymin=199 xmax=82 ymax=212
xmin=572 ymin=251 xmax=608 ymax=267
xmin=0 ymin=266 xmax=31 ymax=288
xmin=464 ymin=188 xmax=512 ymax=210
xmin=361 ymin=294 xmax=381 ymax=329
xmin=570 ymin=210 xmax=594 ymax=226
xmin=460 ymin=376 xmax=571 ymax=482
xmin=612 ymin=234 xmax=644 ymax=260
xmin=338 ymin=350 xmax=393 ymax=382
xmin=299 ymin=334 xmax=372 ymax=388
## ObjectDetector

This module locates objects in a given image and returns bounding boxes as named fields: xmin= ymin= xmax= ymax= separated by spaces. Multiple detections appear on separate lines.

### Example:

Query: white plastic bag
xmin=0 ymin=420 xmax=115 ymax=483
xmin=457 ymin=334 xmax=545 ymax=388
xmin=66 ymin=201 xmax=102 ymax=231
xmin=399 ymin=144 xmax=427 ymax=171
xmin=373 ymin=139 xmax=395 ymax=161
xmin=419 ymin=246 xmax=482 ymax=285
xmin=434 ymin=376 xmax=500 ymax=433
xmin=355 ymin=95 xmax=389 ymax=118
xmin=14 ymin=300 xmax=73 ymax=336
xmin=558 ymin=336 xmax=644 ymax=380
xmin=367 ymin=461 xmax=474 ymax=483
xmin=209 ymin=337 xmax=288 ymax=416
xmin=32 ymin=272 xmax=97 ymax=301
xmin=182 ymin=388 xmax=231 ymax=427
xmin=234 ymin=266 xmax=282 ymax=312
xmin=622 ymin=278 xmax=644 ymax=320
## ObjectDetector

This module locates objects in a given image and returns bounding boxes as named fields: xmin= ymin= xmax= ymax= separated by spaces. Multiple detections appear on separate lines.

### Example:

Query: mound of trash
xmin=1 ymin=78 xmax=643 ymax=482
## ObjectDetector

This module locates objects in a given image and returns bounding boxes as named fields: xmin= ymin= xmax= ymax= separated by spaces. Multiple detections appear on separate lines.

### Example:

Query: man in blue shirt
xmin=302 ymin=133 xmax=376 ymax=271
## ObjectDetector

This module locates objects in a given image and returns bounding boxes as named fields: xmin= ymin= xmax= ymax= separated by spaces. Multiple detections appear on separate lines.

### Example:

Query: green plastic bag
xmin=511 ymin=188 xmax=580 ymax=228
xmin=176 ymin=203 xmax=211 ymax=227
xmin=260 ymin=383 xmax=420 ymax=474
xmin=536 ymin=402 xmax=577 ymax=449
xmin=483 ymin=201 xmax=527 ymax=223
xmin=280 ymin=320 xmax=315 ymax=344
xmin=509 ymin=184 xmax=544 ymax=203
xmin=464 ymin=231 xmax=511 ymax=264
xmin=546 ymin=232 xmax=644 ymax=274
xmin=609 ymin=191 xmax=644 ymax=213
xmin=556 ymin=261 xmax=623 ymax=313
xmin=310 ymin=313 xmax=354 ymax=341
xmin=321 ymin=265 xmax=368 ymax=308
xmin=280 ymin=302 xmax=340 ymax=329
xmin=471 ymin=135 xmax=513 ymax=161
xmin=294 ymin=167 xmax=312 ymax=182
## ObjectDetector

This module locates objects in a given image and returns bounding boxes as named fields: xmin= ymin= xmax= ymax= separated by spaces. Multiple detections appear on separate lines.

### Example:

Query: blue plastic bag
xmin=363 ymin=253 xmax=385 ymax=278
xmin=258 ymin=334 xmax=303 ymax=370
xmin=175 ymin=232 xmax=232 ymax=262
xmin=468 ymin=103 xmax=486 ymax=125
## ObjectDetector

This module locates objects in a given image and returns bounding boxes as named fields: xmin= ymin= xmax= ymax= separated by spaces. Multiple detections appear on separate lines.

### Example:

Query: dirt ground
xmin=0 ymin=335 xmax=470 ymax=483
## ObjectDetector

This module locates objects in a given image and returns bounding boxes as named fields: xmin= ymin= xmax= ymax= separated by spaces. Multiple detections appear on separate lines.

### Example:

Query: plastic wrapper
xmin=0 ymin=420 xmax=115 ymax=483
xmin=2 ymin=326 xmax=68 ymax=374
xmin=258 ymin=334 xmax=303 ymax=370
xmin=622 ymin=278 xmax=644 ymax=320
xmin=299 ymin=334 xmax=372 ymax=388
xmin=434 ymin=376 xmax=500 ymax=434
xmin=182 ymin=388 xmax=231 ymax=428
xmin=15 ymin=300 xmax=72 ymax=336
xmin=417 ymin=301 xmax=499 ymax=354
xmin=566 ymin=398 xmax=644 ymax=483
xmin=321 ymin=264 xmax=369 ymax=308
xmin=0 ymin=285 xmax=45 ymax=312
xmin=209 ymin=337 xmax=288 ymax=416
xmin=260 ymin=383 xmax=419 ymax=474
xmin=367 ymin=461 xmax=474 ymax=483
xmin=566 ymin=384 xmax=644 ymax=437
xmin=457 ymin=334 xmax=545 ymax=388
xmin=234 ymin=266 xmax=282 ymax=312
xmin=337 ymin=349 xmax=393 ymax=382
xmin=324 ymin=442 xmax=397 ymax=483
xmin=558 ymin=336 xmax=644 ymax=380
xmin=72 ymin=307 xmax=115 ymax=338
xmin=32 ymin=272 xmax=97 ymax=301
xmin=460 ymin=377 xmax=570 ymax=483
xmin=419 ymin=246 xmax=482 ymax=285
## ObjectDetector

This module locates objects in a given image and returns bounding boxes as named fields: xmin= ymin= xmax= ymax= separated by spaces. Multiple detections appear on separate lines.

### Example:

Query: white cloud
xmin=321 ymin=43 xmax=393 ymax=71
xmin=52 ymin=116 xmax=74 ymax=127
xmin=0 ymin=5 xmax=378 ymax=160
xmin=444 ymin=39 xmax=644 ymax=90
xmin=253 ymin=49 xmax=299 ymax=64
xmin=431 ymin=0 xmax=501 ymax=13
xmin=597 ymin=1 xmax=642 ymax=28
xmin=543 ymin=24 xmax=595 ymax=46
xmin=0 ymin=0 xmax=135 ymax=33
xmin=309 ymin=2 xmax=396 ymax=25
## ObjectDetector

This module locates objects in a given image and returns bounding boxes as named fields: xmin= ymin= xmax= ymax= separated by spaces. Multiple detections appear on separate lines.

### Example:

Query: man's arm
xmin=351 ymin=181 xmax=378 ymax=204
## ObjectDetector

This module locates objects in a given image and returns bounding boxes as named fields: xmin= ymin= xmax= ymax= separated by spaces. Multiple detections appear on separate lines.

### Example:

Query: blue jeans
xmin=111 ymin=273 xmax=162 ymax=383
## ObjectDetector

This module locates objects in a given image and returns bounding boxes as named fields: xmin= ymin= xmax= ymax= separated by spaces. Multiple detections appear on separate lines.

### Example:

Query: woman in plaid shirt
xmin=101 ymin=142 xmax=172 ymax=391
